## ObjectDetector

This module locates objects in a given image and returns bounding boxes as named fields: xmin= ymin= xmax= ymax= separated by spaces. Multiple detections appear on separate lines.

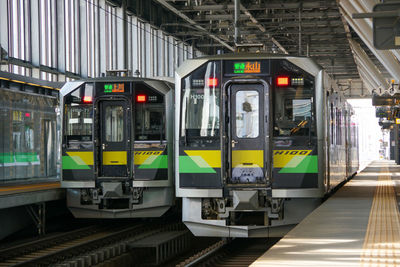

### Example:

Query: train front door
xmin=99 ymin=100 xmax=131 ymax=177
xmin=229 ymin=82 xmax=268 ymax=184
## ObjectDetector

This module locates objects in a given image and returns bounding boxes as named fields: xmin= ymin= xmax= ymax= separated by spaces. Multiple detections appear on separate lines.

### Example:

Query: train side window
xmin=105 ymin=106 xmax=124 ymax=142
xmin=330 ymin=103 xmax=334 ymax=145
xmin=336 ymin=108 xmax=342 ymax=145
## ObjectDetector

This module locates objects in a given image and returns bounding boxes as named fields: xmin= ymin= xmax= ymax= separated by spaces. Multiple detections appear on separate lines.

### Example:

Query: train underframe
xmin=182 ymin=189 xmax=321 ymax=237
xmin=66 ymin=185 xmax=174 ymax=218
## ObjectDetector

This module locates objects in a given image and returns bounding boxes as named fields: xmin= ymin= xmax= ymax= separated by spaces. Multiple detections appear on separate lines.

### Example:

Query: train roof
xmin=177 ymin=53 xmax=322 ymax=78
xmin=60 ymin=76 xmax=173 ymax=96
xmin=70 ymin=76 xmax=174 ymax=84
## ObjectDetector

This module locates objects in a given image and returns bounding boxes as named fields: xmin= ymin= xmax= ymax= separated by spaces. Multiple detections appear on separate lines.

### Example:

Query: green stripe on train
xmin=62 ymin=156 xmax=91 ymax=170
xmin=138 ymin=155 xmax=168 ymax=169
xmin=179 ymin=156 xmax=216 ymax=173
xmin=278 ymin=155 xmax=318 ymax=173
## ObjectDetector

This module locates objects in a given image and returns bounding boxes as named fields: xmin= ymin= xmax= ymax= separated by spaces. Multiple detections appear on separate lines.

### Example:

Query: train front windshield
xmin=181 ymin=62 xmax=221 ymax=139
xmin=272 ymin=75 xmax=315 ymax=137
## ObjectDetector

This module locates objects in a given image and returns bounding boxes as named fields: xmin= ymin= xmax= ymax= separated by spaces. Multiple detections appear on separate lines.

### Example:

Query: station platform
xmin=252 ymin=160 xmax=400 ymax=266
xmin=0 ymin=181 xmax=64 ymax=209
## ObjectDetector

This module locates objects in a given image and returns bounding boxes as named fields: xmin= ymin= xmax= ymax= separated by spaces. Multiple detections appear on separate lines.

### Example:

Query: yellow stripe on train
xmin=232 ymin=150 xmax=264 ymax=168
xmin=273 ymin=150 xmax=312 ymax=168
xmin=103 ymin=151 xmax=127 ymax=165
xmin=134 ymin=151 xmax=163 ymax=165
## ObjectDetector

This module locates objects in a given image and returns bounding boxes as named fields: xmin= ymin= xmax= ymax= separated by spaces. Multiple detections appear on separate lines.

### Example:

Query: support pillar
xmin=26 ymin=202 xmax=46 ymax=236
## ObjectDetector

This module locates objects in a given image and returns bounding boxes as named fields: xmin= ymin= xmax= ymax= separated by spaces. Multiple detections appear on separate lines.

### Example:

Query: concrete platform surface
xmin=252 ymin=160 xmax=400 ymax=266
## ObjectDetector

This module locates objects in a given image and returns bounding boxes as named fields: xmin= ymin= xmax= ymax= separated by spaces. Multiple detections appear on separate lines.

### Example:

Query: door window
xmin=105 ymin=106 xmax=124 ymax=142
xmin=235 ymin=90 xmax=259 ymax=138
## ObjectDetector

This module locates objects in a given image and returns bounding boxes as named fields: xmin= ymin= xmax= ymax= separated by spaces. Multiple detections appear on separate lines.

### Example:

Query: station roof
xmin=150 ymin=0 xmax=399 ymax=98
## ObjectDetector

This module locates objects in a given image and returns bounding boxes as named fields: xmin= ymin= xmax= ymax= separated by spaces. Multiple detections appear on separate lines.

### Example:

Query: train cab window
xmin=64 ymin=86 xmax=93 ymax=149
xmin=105 ymin=106 xmax=124 ymax=142
xmin=181 ymin=87 xmax=220 ymax=138
xmin=235 ymin=91 xmax=259 ymax=138
xmin=181 ymin=61 xmax=221 ymax=138
xmin=64 ymin=104 xmax=93 ymax=145
xmin=134 ymin=84 xmax=165 ymax=141
xmin=273 ymin=78 xmax=315 ymax=137
xmin=135 ymin=105 xmax=164 ymax=141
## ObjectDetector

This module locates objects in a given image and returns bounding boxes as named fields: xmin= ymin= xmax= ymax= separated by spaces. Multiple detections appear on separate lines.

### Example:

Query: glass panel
xmin=180 ymin=61 xmax=221 ymax=138
xmin=273 ymin=83 xmax=314 ymax=137
xmin=293 ymin=99 xmax=311 ymax=119
xmin=105 ymin=106 xmax=124 ymax=142
xmin=181 ymin=88 xmax=220 ymax=137
xmin=235 ymin=91 xmax=259 ymax=138
xmin=135 ymin=104 xmax=164 ymax=141
xmin=65 ymin=104 xmax=92 ymax=138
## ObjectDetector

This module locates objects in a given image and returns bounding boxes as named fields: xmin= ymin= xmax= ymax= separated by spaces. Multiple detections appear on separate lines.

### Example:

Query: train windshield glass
xmin=64 ymin=86 xmax=93 ymax=148
xmin=181 ymin=61 xmax=220 ymax=138
xmin=65 ymin=104 xmax=92 ymax=140
xmin=181 ymin=88 xmax=220 ymax=137
xmin=134 ymin=83 xmax=165 ymax=141
xmin=273 ymin=62 xmax=315 ymax=137
xmin=135 ymin=104 xmax=164 ymax=140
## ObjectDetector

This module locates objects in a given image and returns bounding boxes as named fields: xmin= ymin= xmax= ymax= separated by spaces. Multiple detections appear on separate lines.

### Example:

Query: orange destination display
xmin=233 ymin=61 xmax=261 ymax=74
xmin=104 ymin=83 xmax=125 ymax=93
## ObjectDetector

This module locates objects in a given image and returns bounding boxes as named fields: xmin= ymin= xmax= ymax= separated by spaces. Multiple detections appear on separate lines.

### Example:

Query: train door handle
xmin=102 ymin=143 xmax=107 ymax=150
xmin=232 ymin=140 xmax=238 ymax=148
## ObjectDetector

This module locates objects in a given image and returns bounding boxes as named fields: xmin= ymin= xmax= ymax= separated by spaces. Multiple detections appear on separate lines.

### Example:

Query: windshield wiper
xmin=290 ymin=120 xmax=308 ymax=135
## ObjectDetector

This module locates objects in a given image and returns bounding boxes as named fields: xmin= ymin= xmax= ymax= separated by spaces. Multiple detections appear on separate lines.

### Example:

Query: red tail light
xmin=136 ymin=94 xmax=147 ymax=103
xmin=277 ymin=76 xmax=289 ymax=86
xmin=207 ymin=78 xmax=218 ymax=87
xmin=83 ymin=96 xmax=92 ymax=103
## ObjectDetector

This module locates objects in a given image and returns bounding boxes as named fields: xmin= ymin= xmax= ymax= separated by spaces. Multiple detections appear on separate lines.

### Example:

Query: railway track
xmin=176 ymin=238 xmax=279 ymax=267
xmin=0 ymin=220 xmax=188 ymax=267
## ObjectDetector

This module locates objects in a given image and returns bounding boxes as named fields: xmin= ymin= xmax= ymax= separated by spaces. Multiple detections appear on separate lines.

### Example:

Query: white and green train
xmin=175 ymin=54 xmax=359 ymax=237
xmin=60 ymin=77 xmax=175 ymax=218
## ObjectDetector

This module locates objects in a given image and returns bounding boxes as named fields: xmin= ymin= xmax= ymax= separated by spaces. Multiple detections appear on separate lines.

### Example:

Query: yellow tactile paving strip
xmin=251 ymin=161 xmax=400 ymax=266
xmin=0 ymin=182 xmax=60 ymax=195
xmin=361 ymin=167 xmax=400 ymax=266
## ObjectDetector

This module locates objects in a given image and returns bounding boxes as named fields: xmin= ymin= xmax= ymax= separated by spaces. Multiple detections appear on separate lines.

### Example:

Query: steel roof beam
xmin=195 ymin=20 xmax=344 ymax=29
xmin=350 ymin=38 xmax=389 ymax=89
xmin=179 ymin=2 xmax=338 ymax=12
xmin=239 ymin=3 xmax=288 ymax=54
xmin=154 ymin=0 xmax=234 ymax=51
xmin=193 ymin=13 xmax=341 ymax=22
xmin=339 ymin=0 xmax=400 ymax=82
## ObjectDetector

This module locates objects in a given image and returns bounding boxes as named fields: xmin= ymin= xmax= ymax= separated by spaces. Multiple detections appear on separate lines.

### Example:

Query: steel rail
xmin=0 ymin=225 xmax=105 ymax=263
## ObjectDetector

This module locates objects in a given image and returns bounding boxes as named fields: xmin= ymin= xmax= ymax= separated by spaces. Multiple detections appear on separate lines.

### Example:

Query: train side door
xmin=229 ymin=83 xmax=267 ymax=184
xmin=98 ymin=100 xmax=131 ymax=177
